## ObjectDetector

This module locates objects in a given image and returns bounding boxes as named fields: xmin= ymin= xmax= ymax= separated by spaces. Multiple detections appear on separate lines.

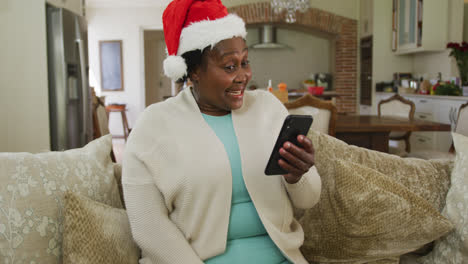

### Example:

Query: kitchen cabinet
xmin=375 ymin=92 xmax=468 ymax=152
xmin=392 ymin=0 xmax=448 ymax=54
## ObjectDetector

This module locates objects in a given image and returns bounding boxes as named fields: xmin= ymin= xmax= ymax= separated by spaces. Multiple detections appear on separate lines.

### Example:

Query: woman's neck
xmin=191 ymin=88 xmax=231 ymax=116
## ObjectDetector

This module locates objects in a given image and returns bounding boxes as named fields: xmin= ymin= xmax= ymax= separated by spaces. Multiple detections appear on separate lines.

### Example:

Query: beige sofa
xmin=1 ymin=132 xmax=467 ymax=264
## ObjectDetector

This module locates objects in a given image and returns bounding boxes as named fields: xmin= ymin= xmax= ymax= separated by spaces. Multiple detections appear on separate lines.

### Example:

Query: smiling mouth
xmin=227 ymin=90 xmax=243 ymax=96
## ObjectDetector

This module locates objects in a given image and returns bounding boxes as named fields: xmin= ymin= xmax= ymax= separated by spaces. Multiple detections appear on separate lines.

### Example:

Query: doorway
xmin=360 ymin=36 xmax=372 ymax=106
xmin=144 ymin=30 xmax=171 ymax=107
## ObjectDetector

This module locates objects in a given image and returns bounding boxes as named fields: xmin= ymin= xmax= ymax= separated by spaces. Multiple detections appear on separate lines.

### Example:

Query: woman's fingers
xmin=278 ymin=135 xmax=316 ymax=180
xmin=281 ymin=136 xmax=314 ymax=165
xmin=297 ymin=135 xmax=315 ymax=155
xmin=278 ymin=158 xmax=304 ymax=177
xmin=279 ymin=147 xmax=309 ymax=172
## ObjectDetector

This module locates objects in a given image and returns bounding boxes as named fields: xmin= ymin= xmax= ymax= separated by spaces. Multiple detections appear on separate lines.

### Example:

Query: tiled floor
xmin=112 ymin=138 xmax=126 ymax=163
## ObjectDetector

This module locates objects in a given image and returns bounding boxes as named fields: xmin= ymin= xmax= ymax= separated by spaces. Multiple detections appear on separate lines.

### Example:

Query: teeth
xmin=228 ymin=90 xmax=242 ymax=95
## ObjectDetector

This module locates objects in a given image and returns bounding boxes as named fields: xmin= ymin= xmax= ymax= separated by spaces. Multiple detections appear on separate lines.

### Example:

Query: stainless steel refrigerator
xmin=46 ymin=5 xmax=92 ymax=151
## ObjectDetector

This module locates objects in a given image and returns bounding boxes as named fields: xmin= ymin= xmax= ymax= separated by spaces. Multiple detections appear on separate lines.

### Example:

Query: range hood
xmin=250 ymin=24 xmax=289 ymax=49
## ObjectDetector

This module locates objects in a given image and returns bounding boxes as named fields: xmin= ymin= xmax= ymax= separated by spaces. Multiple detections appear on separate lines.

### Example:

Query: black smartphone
xmin=264 ymin=115 xmax=313 ymax=175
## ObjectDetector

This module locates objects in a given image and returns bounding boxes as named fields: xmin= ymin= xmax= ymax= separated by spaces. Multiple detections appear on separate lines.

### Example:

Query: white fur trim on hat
xmin=177 ymin=14 xmax=247 ymax=56
xmin=163 ymin=55 xmax=187 ymax=81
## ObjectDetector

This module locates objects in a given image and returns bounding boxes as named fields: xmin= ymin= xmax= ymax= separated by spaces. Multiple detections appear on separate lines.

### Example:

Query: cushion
xmin=62 ymin=191 xmax=139 ymax=264
xmin=421 ymin=132 xmax=468 ymax=263
xmin=113 ymin=163 xmax=125 ymax=208
xmin=306 ymin=130 xmax=453 ymax=212
xmin=0 ymin=135 xmax=122 ymax=263
xmin=297 ymin=159 xmax=453 ymax=263
xmin=297 ymin=131 xmax=454 ymax=263
xmin=321 ymin=257 xmax=400 ymax=264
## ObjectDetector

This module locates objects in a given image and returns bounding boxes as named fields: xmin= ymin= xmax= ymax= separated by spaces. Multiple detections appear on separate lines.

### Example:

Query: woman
xmin=122 ymin=0 xmax=321 ymax=263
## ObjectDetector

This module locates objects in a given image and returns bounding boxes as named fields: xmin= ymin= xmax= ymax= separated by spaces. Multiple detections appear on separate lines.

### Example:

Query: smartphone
xmin=264 ymin=115 xmax=313 ymax=175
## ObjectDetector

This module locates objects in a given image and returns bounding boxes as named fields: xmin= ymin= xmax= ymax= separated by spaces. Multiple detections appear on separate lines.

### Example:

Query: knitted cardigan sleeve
xmin=122 ymin=149 xmax=204 ymax=264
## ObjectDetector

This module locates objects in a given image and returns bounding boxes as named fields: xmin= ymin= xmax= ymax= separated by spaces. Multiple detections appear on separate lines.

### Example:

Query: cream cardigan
xmin=122 ymin=88 xmax=321 ymax=264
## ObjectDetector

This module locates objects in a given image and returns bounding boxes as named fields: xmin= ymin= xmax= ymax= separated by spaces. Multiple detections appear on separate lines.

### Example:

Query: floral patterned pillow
xmin=0 ymin=135 xmax=122 ymax=264
xmin=421 ymin=132 xmax=468 ymax=263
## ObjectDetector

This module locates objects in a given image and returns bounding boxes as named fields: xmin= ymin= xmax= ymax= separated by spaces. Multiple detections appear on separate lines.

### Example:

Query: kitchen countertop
xmin=376 ymin=92 xmax=468 ymax=101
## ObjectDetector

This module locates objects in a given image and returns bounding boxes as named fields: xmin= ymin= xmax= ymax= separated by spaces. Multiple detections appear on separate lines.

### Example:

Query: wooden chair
xmin=91 ymin=89 xmax=116 ymax=162
xmin=92 ymin=90 xmax=110 ymax=139
xmin=378 ymin=94 xmax=415 ymax=155
xmin=410 ymin=101 xmax=468 ymax=160
xmin=106 ymin=104 xmax=131 ymax=141
xmin=284 ymin=94 xmax=337 ymax=136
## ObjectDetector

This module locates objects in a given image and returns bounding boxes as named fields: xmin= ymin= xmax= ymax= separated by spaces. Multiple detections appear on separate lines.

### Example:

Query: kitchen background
xmin=245 ymin=26 xmax=332 ymax=91
xmin=1 ymin=0 xmax=468 ymax=152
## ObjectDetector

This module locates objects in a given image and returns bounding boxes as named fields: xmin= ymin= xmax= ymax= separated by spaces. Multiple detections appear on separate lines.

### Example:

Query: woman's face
xmin=191 ymin=37 xmax=252 ymax=116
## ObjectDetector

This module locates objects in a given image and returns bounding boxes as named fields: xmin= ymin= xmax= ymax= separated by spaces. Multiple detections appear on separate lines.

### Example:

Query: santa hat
xmin=162 ymin=0 xmax=247 ymax=81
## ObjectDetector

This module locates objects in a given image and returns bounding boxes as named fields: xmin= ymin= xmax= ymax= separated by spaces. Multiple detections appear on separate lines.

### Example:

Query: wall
xmin=465 ymin=4 xmax=468 ymax=42
xmin=86 ymin=6 xmax=164 ymax=136
xmin=0 ymin=0 xmax=51 ymax=152
xmin=47 ymin=0 xmax=83 ymax=16
xmin=245 ymin=27 xmax=332 ymax=90
xmin=359 ymin=0 xmax=373 ymax=38
xmin=223 ymin=0 xmax=360 ymax=20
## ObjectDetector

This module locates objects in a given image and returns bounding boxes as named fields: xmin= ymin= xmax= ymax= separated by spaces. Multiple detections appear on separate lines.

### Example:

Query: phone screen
xmin=264 ymin=115 xmax=313 ymax=175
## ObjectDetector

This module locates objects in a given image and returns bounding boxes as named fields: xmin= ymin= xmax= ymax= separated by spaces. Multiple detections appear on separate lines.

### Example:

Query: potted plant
xmin=447 ymin=42 xmax=468 ymax=86
xmin=431 ymin=81 xmax=462 ymax=96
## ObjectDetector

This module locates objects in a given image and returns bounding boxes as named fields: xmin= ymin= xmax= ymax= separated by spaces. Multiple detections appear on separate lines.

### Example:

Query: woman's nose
xmin=235 ymin=67 xmax=251 ymax=83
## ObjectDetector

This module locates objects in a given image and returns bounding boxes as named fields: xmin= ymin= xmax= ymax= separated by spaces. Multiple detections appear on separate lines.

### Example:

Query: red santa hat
xmin=162 ymin=0 xmax=247 ymax=81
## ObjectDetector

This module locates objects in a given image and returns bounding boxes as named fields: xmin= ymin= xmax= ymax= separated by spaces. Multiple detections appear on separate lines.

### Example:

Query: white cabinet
xmin=393 ymin=0 xmax=448 ymax=54
xmin=375 ymin=92 xmax=468 ymax=152
xmin=405 ymin=95 xmax=466 ymax=152
xmin=411 ymin=133 xmax=434 ymax=150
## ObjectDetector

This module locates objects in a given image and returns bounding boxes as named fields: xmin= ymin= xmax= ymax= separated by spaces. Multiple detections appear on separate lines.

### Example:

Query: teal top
xmin=202 ymin=113 xmax=291 ymax=264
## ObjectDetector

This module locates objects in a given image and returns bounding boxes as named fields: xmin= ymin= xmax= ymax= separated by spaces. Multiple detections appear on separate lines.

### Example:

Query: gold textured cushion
xmin=297 ymin=131 xmax=454 ymax=263
xmin=421 ymin=133 xmax=468 ymax=263
xmin=307 ymin=130 xmax=452 ymax=212
xmin=0 ymin=135 xmax=122 ymax=263
xmin=113 ymin=163 xmax=125 ymax=208
xmin=62 ymin=191 xmax=139 ymax=264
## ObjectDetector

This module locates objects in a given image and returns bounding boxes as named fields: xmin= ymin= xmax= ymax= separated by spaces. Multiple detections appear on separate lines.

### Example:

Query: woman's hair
xmin=177 ymin=46 xmax=211 ymax=83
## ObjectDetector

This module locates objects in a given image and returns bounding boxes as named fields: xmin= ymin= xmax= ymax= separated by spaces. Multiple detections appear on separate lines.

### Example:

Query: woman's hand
xmin=278 ymin=135 xmax=315 ymax=184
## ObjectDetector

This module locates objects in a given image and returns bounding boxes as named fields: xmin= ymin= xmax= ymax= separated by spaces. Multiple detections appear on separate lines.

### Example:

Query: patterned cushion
xmin=62 ymin=192 xmax=139 ymax=264
xmin=421 ymin=133 xmax=468 ymax=263
xmin=0 ymin=135 xmax=122 ymax=263
xmin=297 ymin=131 xmax=454 ymax=263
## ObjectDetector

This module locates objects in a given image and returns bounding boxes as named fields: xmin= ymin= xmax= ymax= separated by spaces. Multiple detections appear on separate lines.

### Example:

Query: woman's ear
xmin=190 ymin=68 xmax=201 ymax=84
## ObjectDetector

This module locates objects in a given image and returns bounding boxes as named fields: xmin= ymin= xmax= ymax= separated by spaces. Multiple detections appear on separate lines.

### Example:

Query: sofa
xmin=1 ymin=131 xmax=467 ymax=264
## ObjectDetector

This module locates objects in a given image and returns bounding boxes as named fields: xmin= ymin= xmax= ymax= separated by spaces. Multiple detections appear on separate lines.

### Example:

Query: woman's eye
xmin=242 ymin=60 xmax=250 ymax=67
xmin=225 ymin=65 xmax=236 ymax=71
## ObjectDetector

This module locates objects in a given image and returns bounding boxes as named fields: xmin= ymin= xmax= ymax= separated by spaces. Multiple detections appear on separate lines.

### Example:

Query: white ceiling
xmin=86 ymin=0 xmax=171 ymax=8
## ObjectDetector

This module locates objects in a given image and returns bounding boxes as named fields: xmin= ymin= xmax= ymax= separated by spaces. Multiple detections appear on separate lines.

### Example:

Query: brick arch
xmin=228 ymin=2 xmax=357 ymax=113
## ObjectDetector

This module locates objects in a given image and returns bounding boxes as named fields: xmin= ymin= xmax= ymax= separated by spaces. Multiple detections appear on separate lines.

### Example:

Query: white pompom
xmin=163 ymin=55 xmax=187 ymax=81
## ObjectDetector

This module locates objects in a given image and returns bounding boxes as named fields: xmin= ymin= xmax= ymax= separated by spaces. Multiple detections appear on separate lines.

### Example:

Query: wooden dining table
xmin=335 ymin=115 xmax=451 ymax=153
